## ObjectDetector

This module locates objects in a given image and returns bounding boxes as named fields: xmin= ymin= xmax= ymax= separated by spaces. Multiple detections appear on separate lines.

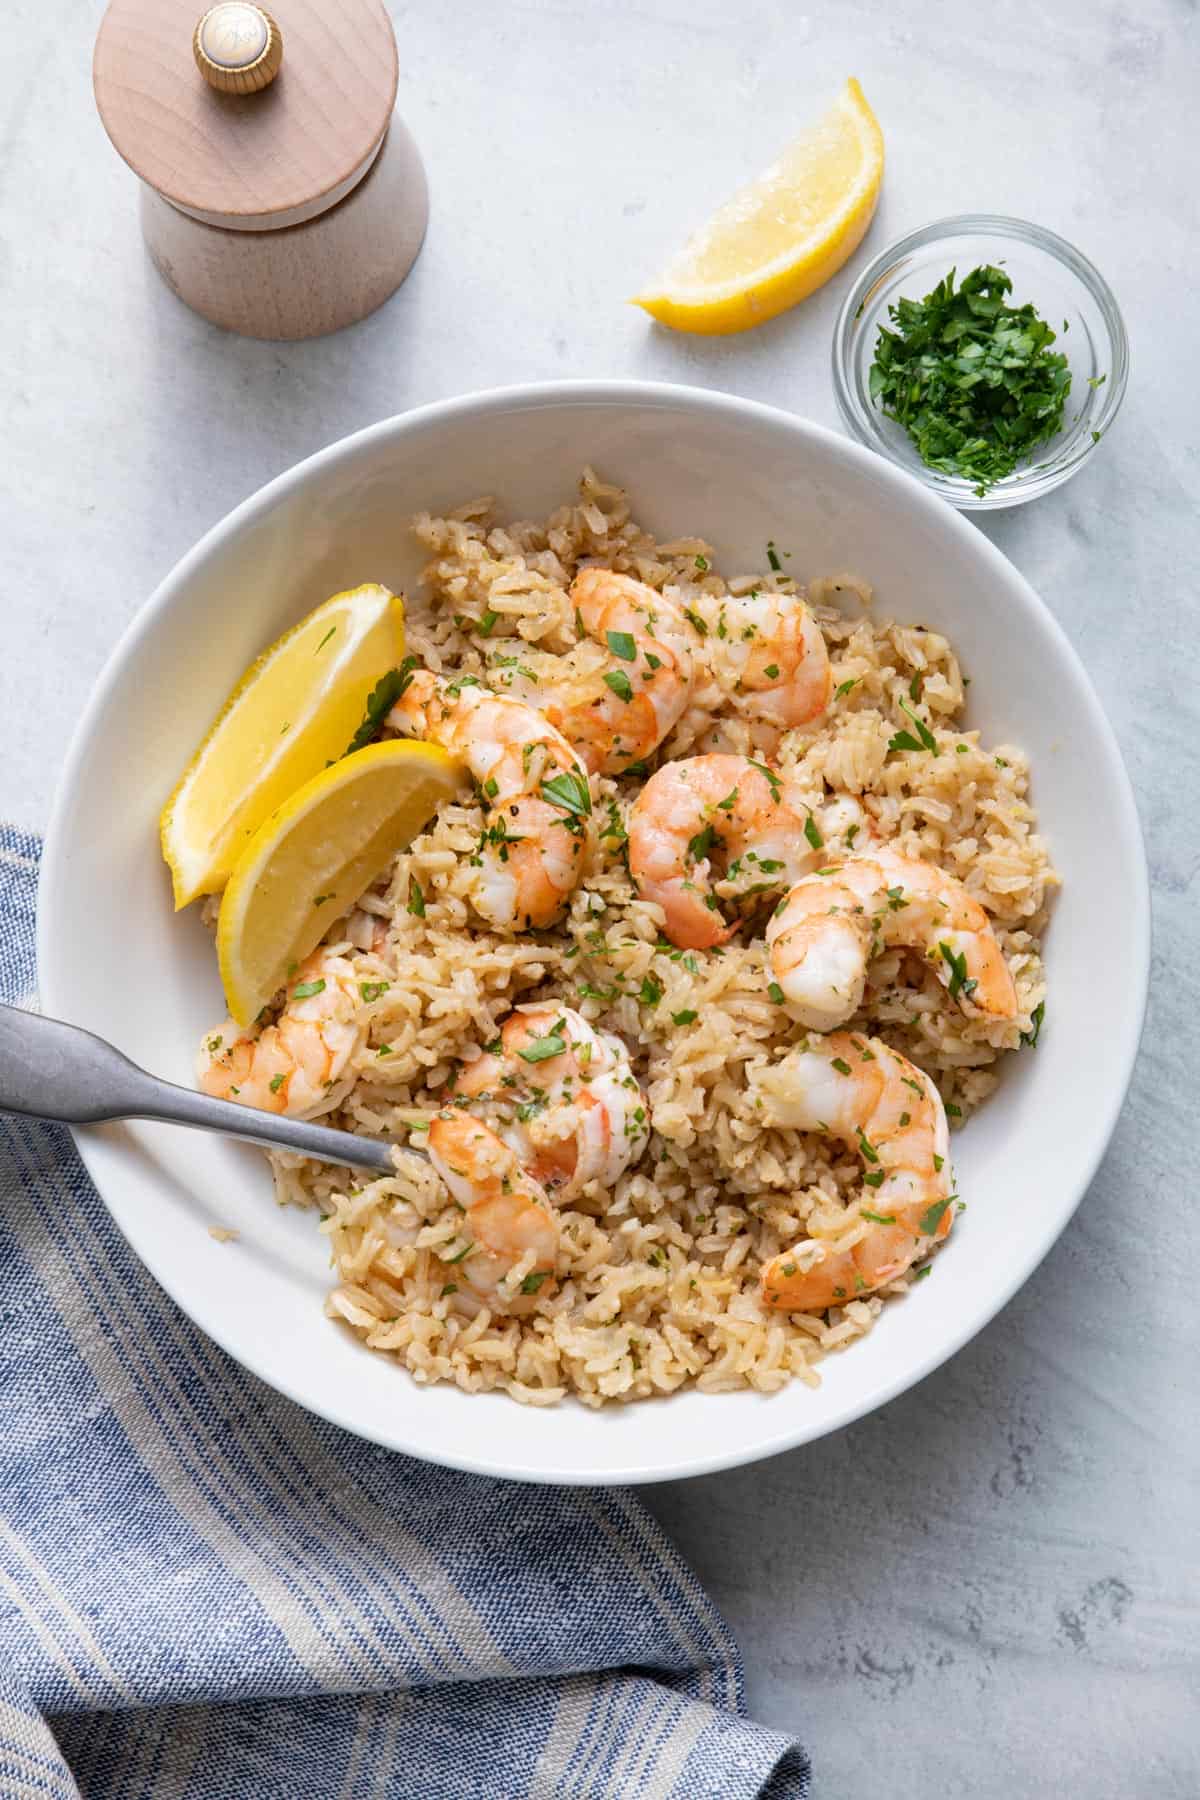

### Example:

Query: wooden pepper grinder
xmin=94 ymin=0 xmax=428 ymax=339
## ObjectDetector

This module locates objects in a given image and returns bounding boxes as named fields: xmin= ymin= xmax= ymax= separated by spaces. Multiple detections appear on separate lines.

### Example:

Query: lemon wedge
xmin=216 ymin=739 xmax=462 ymax=1027
xmin=160 ymin=584 xmax=406 ymax=908
xmin=633 ymin=78 xmax=884 ymax=335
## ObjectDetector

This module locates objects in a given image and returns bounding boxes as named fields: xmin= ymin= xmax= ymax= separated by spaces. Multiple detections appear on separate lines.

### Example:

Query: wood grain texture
xmin=94 ymin=0 xmax=398 ymax=222
xmin=139 ymin=115 xmax=427 ymax=339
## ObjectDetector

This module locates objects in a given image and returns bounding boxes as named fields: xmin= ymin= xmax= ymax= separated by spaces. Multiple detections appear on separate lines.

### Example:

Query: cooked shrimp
xmin=537 ymin=569 xmax=696 ymax=775
xmin=426 ymin=1111 xmax=559 ymax=1305
xmin=388 ymin=669 xmax=591 ymax=931
xmin=767 ymin=846 xmax=1018 ymax=1030
xmin=197 ymin=951 xmax=364 ymax=1116
xmin=628 ymin=753 xmax=867 ymax=950
xmin=453 ymin=1005 xmax=649 ymax=1199
xmin=715 ymin=587 xmax=831 ymax=730
xmin=754 ymin=1031 xmax=954 ymax=1312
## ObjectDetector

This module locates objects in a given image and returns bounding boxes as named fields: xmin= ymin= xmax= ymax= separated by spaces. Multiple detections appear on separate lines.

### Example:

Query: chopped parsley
xmin=834 ymin=677 xmax=859 ymax=700
xmin=639 ymin=975 xmax=663 ymax=1007
xmin=407 ymin=877 xmax=426 ymax=917
xmin=938 ymin=940 xmax=978 ymax=1001
xmin=888 ymin=697 xmax=940 ymax=756
xmin=868 ymin=264 xmax=1072 ymax=497
xmin=767 ymin=982 xmax=785 ymax=1005
xmin=519 ymin=1271 xmax=549 ymax=1295
xmin=1020 ymin=1000 xmax=1045 ymax=1048
xmin=606 ymin=630 xmax=637 ymax=662
xmin=291 ymin=978 xmax=326 ymax=999
xmin=359 ymin=980 xmax=390 ymax=1002
xmin=919 ymin=1195 xmax=953 ymax=1236
xmin=694 ymin=554 xmax=709 ymax=572
xmin=683 ymin=608 xmax=708 ymax=638
xmin=604 ymin=669 xmax=634 ymax=704
xmin=803 ymin=812 xmax=823 ymax=851
xmin=345 ymin=659 xmax=416 ymax=755
xmin=860 ymin=1207 xmax=895 ymax=1225
xmin=517 ymin=1031 xmax=567 ymax=1064
xmin=541 ymin=769 xmax=592 ymax=818
xmin=766 ymin=541 xmax=782 ymax=571
xmin=671 ymin=1008 xmax=698 ymax=1025
xmin=687 ymin=822 xmax=718 ymax=863
xmin=314 ymin=624 xmax=337 ymax=653
xmin=269 ymin=1073 xmax=285 ymax=1094
xmin=476 ymin=609 xmax=498 ymax=637
xmin=763 ymin=663 xmax=780 ymax=680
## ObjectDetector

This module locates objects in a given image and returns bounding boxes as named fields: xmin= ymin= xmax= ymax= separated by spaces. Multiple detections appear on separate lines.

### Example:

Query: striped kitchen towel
xmin=0 ymin=827 xmax=809 ymax=1800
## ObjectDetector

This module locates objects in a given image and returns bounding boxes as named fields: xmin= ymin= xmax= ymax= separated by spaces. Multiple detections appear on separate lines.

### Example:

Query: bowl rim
xmin=38 ymin=379 xmax=1151 ymax=1483
xmin=832 ymin=213 xmax=1131 ymax=512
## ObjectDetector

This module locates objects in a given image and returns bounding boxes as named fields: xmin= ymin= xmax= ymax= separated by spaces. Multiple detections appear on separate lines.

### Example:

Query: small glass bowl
xmin=832 ymin=215 xmax=1128 ymax=511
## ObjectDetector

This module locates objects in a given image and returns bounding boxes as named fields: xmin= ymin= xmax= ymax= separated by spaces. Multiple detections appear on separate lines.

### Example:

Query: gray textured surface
xmin=3 ymin=0 xmax=1198 ymax=1793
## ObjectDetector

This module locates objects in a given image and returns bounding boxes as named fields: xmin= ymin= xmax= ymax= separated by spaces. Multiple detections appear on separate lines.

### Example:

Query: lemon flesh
xmin=633 ymin=79 xmax=884 ymax=335
xmin=161 ymin=584 xmax=406 ymax=908
xmin=216 ymin=739 xmax=462 ymax=1028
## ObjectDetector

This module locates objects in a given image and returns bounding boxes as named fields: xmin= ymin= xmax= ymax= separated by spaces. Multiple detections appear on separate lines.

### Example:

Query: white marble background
xmin=3 ymin=0 xmax=1198 ymax=1793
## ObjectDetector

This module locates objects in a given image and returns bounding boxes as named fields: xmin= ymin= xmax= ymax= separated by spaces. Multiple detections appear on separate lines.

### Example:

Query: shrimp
xmin=767 ymin=846 xmax=1018 ymax=1030
xmin=452 ymin=1005 xmax=649 ymax=1200
xmin=426 ymin=1111 xmax=559 ymax=1306
xmin=754 ymin=1031 xmax=954 ymax=1312
xmin=627 ymin=753 xmax=869 ymax=950
xmin=538 ymin=569 xmax=696 ymax=775
xmin=714 ymin=587 xmax=831 ymax=730
xmin=197 ymin=951 xmax=365 ymax=1116
xmin=388 ymin=669 xmax=592 ymax=931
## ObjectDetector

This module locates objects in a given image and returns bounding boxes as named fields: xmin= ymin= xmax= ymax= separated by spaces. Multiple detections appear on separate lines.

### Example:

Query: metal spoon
xmin=0 ymin=1003 xmax=402 ymax=1175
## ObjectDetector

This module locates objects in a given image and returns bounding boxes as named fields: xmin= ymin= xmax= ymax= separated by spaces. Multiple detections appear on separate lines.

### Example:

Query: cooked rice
xmin=265 ymin=469 xmax=1057 ymax=1407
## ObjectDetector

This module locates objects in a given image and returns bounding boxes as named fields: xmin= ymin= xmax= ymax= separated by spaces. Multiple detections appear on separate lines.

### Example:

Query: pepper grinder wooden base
xmin=140 ymin=114 xmax=428 ymax=340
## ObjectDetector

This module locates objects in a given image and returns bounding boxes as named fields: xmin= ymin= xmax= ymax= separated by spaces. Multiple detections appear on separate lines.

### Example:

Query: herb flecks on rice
xmin=269 ymin=470 xmax=1056 ymax=1407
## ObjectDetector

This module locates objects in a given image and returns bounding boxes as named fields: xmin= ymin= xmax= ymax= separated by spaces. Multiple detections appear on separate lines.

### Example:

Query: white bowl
xmin=39 ymin=382 xmax=1149 ymax=1486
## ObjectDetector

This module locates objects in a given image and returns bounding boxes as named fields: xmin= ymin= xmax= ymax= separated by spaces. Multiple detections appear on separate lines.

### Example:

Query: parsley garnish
xmin=407 ymin=877 xmax=426 ymax=917
xmin=938 ymin=941 xmax=978 ymax=1001
xmin=687 ymin=822 xmax=717 ymax=863
xmin=766 ymin=541 xmax=782 ymax=571
xmin=860 ymin=1208 xmax=896 ymax=1225
xmin=604 ymin=669 xmax=634 ymax=704
xmin=671 ymin=1008 xmax=697 ymax=1025
xmin=1020 ymin=1001 xmax=1045 ymax=1048
xmin=803 ymin=812 xmax=823 ymax=851
xmin=606 ymin=630 xmax=637 ymax=662
xmin=834 ymin=678 xmax=859 ymax=700
xmin=767 ymin=982 xmax=785 ymax=1005
xmin=269 ymin=1073 xmax=285 ymax=1094
xmin=831 ymin=1057 xmax=852 ymax=1076
xmin=476 ymin=609 xmax=498 ymax=637
xmin=639 ymin=975 xmax=663 ymax=1007
xmin=541 ymin=769 xmax=592 ymax=818
xmin=919 ymin=1195 xmax=953 ymax=1236
xmin=291 ymin=978 xmax=325 ymax=999
xmin=519 ymin=1271 xmax=549 ymax=1294
xmin=868 ymin=264 xmax=1072 ymax=497
xmin=694 ymin=554 xmax=709 ymax=572
xmin=683 ymin=607 xmax=708 ymax=637
xmin=359 ymin=980 xmax=390 ymax=1002
xmin=517 ymin=1032 xmax=567 ymax=1064
xmin=345 ymin=658 xmax=416 ymax=755
xmin=888 ymin=697 xmax=940 ymax=756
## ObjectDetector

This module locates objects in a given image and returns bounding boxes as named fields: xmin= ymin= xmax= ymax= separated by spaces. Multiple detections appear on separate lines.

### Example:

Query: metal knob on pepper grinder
xmin=93 ymin=0 xmax=428 ymax=339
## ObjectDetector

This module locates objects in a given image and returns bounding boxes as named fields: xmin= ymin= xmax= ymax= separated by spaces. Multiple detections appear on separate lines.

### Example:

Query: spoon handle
xmin=0 ymin=1003 xmax=398 ymax=1176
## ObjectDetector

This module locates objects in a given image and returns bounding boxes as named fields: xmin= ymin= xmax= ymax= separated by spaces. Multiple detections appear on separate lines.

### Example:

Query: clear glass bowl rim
xmin=831 ymin=213 xmax=1130 ymax=510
